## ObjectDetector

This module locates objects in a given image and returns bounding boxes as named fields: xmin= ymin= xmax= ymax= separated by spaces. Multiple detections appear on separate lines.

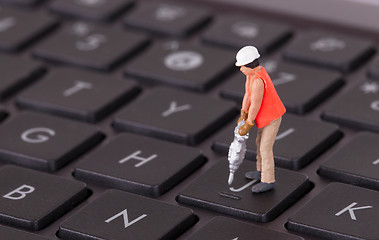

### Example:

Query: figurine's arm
xmin=246 ymin=78 xmax=264 ymax=124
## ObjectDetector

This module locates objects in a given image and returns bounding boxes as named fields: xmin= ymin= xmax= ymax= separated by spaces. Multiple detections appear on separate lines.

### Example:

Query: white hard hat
xmin=235 ymin=46 xmax=260 ymax=66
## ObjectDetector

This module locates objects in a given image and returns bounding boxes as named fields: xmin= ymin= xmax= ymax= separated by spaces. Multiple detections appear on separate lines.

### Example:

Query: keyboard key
xmin=74 ymin=133 xmax=205 ymax=197
xmin=221 ymin=60 xmax=343 ymax=114
xmin=287 ymin=183 xmax=379 ymax=240
xmin=0 ymin=165 xmax=88 ymax=230
xmin=33 ymin=22 xmax=148 ymax=71
xmin=0 ymin=8 xmax=57 ymax=52
xmin=17 ymin=68 xmax=140 ymax=122
xmin=213 ymin=114 xmax=342 ymax=170
xmin=368 ymin=56 xmax=379 ymax=79
xmin=113 ymin=88 xmax=237 ymax=145
xmin=0 ymin=109 xmax=7 ymax=122
xmin=49 ymin=0 xmax=134 ymax=22
xmin=0 ymin=0 xmax=41 ymax=7
xmin=177 ymin=159 xmax=310 ymax=223
xmin=0 ymin=111 xmax=104 ymax=171
xmin=0 ymin=54 xmax=46 ymax=101
xmin=124 ymin=40 xmax=235 ymax=91
xmin=124 ymin=1 xmax=211 ymax=37
xmin=319 ymin=132 xmax=379 ymax=191
xmin=202 ymin=14 xmax=291 ymax=53
xmin=59 ymin=189 xmax=196 ymax=240
xmin=283 ymin=30 xmax=374 ymax=72
xmin=323 ymin=79 xmax=379 ymax=132
xmin=0 ymin=225 xmax=50 ymax=240
xmin=186 ymin=216 xmax=304 ymax=240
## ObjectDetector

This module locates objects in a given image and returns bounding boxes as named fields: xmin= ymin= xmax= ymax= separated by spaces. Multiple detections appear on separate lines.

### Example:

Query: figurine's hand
xmin=238 ymin=121 xmax=254 ymax=136
xmin=237 ymin=110 xmax=248 ymax=124
xmin=240 ymin=66 xmax=254 ymax=75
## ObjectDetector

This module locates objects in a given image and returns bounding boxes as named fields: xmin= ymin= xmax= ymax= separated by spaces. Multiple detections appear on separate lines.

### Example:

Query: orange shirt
xmin=243 ymin=67 xmax=286 ymax=128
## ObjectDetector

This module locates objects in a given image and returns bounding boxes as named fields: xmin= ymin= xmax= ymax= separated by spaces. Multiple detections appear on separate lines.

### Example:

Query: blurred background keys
xmin=125 ymin=41 xmax=235 ymax=91
xmin=0 ymin=109 xmax=7 ymax=122
xmin=0 ymin=225 xmax=51 ymax=240
xmin=323 ymin=79 xmax=379 ymax=132
xmin=202 ymin=14 xmax=291 ymax=53
xmin=368 ymin=56 xmax=379 ymax=79
xmin=0 ymin=165 xmax=88 ymax=230
xmin=319 ymin=132 xmax=379 ymax=191
xmin=49 ymin=0 xmax=134 ymax=22
xmin=124 ymin=1 xmax=211 ymax=37
xmin=213 ymin=114 xmax=342 ymax=170
xmin=113 ymin=88 xmax=237 ymax=145
xmin=59 ymin=190 xmax=196 ymax=240
xmin=221 ymin=60 xmax=343 ymax=114
xmin=0 ymin=54 xmax=46 ymax=101
xmin=185 ymin=217 xmax=304 ymax=240
xmin=283 ymin=30 xmax=374 ymax=72
xmin=0 ymin=8 xmax=57 ymax=52
xmin=287 ymin=183 xmax=379 ymax=240
xmin=0 ymin=112 xmax=104 ymax=172
xmin=17 ymin=68 xmax=140 ymax=122
xmin=74 ymin=133 xmax=205 ymax=197
xmin=33 ymin=22 xmax=148 ymax=71
xmin=0 ymin=0 xmax=42 ymax=7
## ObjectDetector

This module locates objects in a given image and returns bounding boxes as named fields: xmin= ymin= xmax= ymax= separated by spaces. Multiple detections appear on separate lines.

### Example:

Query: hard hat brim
xmin=235 ymin=59 xmax=252 ymax=67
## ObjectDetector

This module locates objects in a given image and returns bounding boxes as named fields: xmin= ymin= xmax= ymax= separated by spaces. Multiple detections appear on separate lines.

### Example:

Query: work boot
xmin=245 ymin=171 xmax=261 ymax=180
xmin=251 ymin=182 xmax=274 ymax=193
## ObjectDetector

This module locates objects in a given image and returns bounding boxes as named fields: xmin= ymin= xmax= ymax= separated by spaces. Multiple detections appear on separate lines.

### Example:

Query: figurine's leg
xmin=252 ymin=117 xmax=282 ymax=193
xmin=245 ymin=129 xmax=262 ymax=180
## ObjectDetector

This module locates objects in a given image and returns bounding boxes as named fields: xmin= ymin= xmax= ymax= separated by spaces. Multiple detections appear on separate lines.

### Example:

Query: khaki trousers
xmin=255 ymin=117 xmax=282 ymax=183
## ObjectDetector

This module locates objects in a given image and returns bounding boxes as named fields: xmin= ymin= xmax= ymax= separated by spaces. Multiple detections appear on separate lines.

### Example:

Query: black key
xmin=0 ymin=165 xmax=88 ymax=230
xmin=177 ymin=159 xmax=310 ymax=223
xmin=33 ymin=22 xmax=148 ymax=71
xmin=0 ymin=225 xmax=50 ymax=240
xmin=0 ymin=111 xmax=104 ymax=171
xmin=0 ymin=8 xmax=57 ymax=52
xmin=49 ymin=0 xmax=134 ymax=22
xmin=125 ymin=40 xmax=235 ymax=91
xmin=287 ymin=183 xmax=379 ymax=240
xmin=0 ymin=54 xmax=46 ymax=101
xmin=213 ymin=114 xmax=342 ymax=170
xmin=323 ymin=79 xmax=379 ymax=132
xmin=59 ymin=189 xmax=196 ymax=240
xmin=113 ymin=87 xmax=237 ymax=145
xmin=283 ymin=30 xmax=374 ymax=72
xmin=319 ymin=132 xmax=379 ymax=191
xmin=186 ymin=216 xmax=304 ymax=240
xmin=0 ymin=109 xmax=7 ymax=121
xmin=0 ymin=0 xmax=41 ymax=7
xmin=124 ymin=1 xmax=211 ymax=37
xmin=17 ymin=68 xmax=140 ymax=122
xmin=221 ymin=59 xmax=343 ymax=114
xmin=74 ymin=133 xmax=205 ymax=197
xmin=368 ymin=56 xmax=379 ymax=79
xmin=202 ymin=14 xmax=291 ymax=53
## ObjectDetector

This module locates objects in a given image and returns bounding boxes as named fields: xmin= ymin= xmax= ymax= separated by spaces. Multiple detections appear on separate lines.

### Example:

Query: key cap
xmin=202 ymin=14 xmax=291 ymax=53
xmin=283 ymin=30 xmax=374 ymax=72
xmin=16 ymin=68 xmax=140 ymax=122
xmin=0 ymin=0 xmax=41 ymax=7
xmin=33 ymin=22 xmax=148 ymax=71
xmin=0 ymin=54 xmax=46 ymax=101
xmin=49 ymin=0 xmax=134 ymax=22
xmin=59 ymin=189 xmax=196 ymax=240
xmin=368 ymin=56 xmax=379 ymax=79
xmin=0 ymin=8 xmax=57 ymax=52
xmin=124 ymin=40 xmax=235 ymax=91
xmin=113 ymin=87 xmax=237 ymax=145
xmin=186 ymin=216 xmax=304 ymax=240
xmin=213 ymin=114 xmax=342 ymax=170
xmin=124 ymin=1 xmax=211 ymax=37
xmin=177 ymin=159 xmax=310 ymax=223
xmin=323 ymin=79 xmax=379 ymax=132
xmin=221 ymin=60 xmax=343 ymax=114
xmin=319 ymin=132 xmax=379 ymax=191
xmin=74 ymin=133 xmax=205 ymax=197
xmin=0 ymin=111 xmax=104 ymax=171
xmin=0 ymin=225 xmax=50 ymax=240
xmin=287 ymin=183 xmax=379 ymax=240
xmin=0 ymin=165 xmax=88 ymax=230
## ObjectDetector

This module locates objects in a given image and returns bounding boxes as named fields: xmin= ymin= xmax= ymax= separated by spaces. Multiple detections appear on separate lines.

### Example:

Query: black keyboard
xmin=0 ymin=0 xmax=378 ymax=239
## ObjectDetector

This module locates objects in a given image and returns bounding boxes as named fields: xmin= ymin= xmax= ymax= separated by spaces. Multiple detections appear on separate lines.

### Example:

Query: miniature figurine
xmin=228 ymin=46 xmax=286 ymax=193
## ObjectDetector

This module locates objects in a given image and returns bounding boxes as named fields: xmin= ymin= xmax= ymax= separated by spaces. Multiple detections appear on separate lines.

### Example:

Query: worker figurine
xmin=235 ymin=46 xmax=286 ymax=193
